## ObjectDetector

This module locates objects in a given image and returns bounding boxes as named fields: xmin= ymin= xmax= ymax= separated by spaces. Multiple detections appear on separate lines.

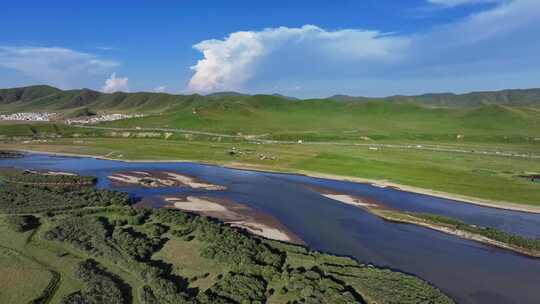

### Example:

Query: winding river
xmin=2 ymin=153 xmax=540 ymax=304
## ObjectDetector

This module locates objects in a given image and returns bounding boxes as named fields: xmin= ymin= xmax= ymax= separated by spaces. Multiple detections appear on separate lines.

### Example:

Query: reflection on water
xmin=2 ymin=153 xmax=540 ymax=304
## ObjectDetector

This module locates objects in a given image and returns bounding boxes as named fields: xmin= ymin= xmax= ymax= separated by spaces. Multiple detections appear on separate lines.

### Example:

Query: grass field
xmin=0 ymin=216 xmax=83 ymax=304
xmin=102 ymin=100 xmax=540 ymax=143
xmin=0 ymin=225 xmax=53 ymax=304
xmin=153 ymin=239 xmax=228 ymax=291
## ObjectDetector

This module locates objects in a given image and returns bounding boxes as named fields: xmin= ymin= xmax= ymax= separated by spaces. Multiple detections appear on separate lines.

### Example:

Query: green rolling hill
xmin=329 ymin=88 xmax=540 ymax=107
xmin=1 ymin=85 xmax=540 ymax=143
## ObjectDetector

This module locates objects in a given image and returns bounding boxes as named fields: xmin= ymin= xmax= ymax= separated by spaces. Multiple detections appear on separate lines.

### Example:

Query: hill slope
xmin=330 ymin=88 xmax=540 ymax=107
xmin=1 ymin=85 xmax=540 ymax=142
xmin=2 ymin=85 xmax=540 ymax=114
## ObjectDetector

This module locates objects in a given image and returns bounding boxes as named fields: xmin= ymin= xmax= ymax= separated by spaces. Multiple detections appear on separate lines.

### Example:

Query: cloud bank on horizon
xmin=188 ymin=0 xmax=540 ymax=96
xmin=0 ymin=46 xmax=118 ymax=89
xmin=102 ymin=73 xmax=129 ymax=93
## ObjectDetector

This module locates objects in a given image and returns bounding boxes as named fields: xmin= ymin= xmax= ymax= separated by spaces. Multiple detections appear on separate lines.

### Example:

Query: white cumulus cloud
xmin=188 ymin=0 xmax=540 ymax=96
xmin=102 ymin=72 xmax=129 ymax=93
xmin=153 ymin=85 xmax=168 ymax=93
xmin=0 ymin=46 xmax=118 ymax=88
xmin=187 ymin=25 xmax=408 ymax=93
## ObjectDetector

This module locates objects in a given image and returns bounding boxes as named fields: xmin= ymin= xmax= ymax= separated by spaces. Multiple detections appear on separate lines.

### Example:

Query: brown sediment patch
xmin=321 ymin=194 xmax=380 ymax=208
xmin=42 ymin=171 xmax=77 ymax=176
xmin=163 ymin=195 xmax=303 ymax=244
xmin=107 ymin=170 xmax=226 ymax=190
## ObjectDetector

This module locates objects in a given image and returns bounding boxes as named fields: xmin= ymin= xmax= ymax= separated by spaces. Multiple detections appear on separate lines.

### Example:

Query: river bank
xmin=4 ymin=147 xmax=540 ymax=214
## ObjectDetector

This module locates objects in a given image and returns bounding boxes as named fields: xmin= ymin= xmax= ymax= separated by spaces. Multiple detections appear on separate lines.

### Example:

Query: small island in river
xmin=309 ymin=185 xmax=540 ymax=259
xmin=108 ymin=170 xmax=226 ymax=190
xmin=163 ymin=195 xmax=303 ymax=244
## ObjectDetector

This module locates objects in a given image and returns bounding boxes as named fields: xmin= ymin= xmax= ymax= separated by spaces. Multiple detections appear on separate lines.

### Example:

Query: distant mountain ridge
xmin=1 ymin=85 xmax=540 ymax=116
xmin=329 ymin=88 xmax=540 ymax=107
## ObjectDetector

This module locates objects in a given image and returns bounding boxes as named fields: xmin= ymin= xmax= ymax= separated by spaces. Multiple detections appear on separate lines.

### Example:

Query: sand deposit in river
xmin=309 ymin=185 xmax=540 ymax=259
xmin=164 ymin=195 xmax=302 ymax=244
xmin=321 ymin=194 xmax=379 ymax=208
xmin=108 ymin=170 xmax=226 ymax=190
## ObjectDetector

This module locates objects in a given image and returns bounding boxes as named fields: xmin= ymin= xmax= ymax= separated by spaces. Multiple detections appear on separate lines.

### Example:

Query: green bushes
xmin=112 ymin=227 xmax=161 ymax=261
xmin=0 ymin=151 xmax=24 ymax=158
xmin=139 ymin=285 xmax=159 ymax=304
xmin=61 ymin=259 xmax=130 ymax=304
xmin=315 ymin=263 xmax=455 ymax=304
xmin=0 ymin=168 xmax=96 ymax=185
xmin=475 ymin=227 xmax=540 ymax=250
xmin=0 ymin=182 xmax=130 ymax=213
xmin=415 ymin=213 xmax=540 ymax=251
xmin=198 ymin=222 xmax=284 ymax=273
xmin=42 ymin=216 xmax=112 ymax=256
xmin=5 ymin=215 xmax=40 ymax=232
xmin=145 ymin=223 xmax=169 ymax=238
xmin=279 ymin=267 xmax=363 ymax=304
xmin=149 ymin=208 xmax=192 ymax=226
xmin=201 ymin=273 xmax=267 ymax=304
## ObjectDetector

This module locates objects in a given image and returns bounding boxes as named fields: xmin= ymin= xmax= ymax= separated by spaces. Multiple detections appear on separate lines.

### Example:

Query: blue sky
xmin=0 ymin=0 xmax=539 ymax=97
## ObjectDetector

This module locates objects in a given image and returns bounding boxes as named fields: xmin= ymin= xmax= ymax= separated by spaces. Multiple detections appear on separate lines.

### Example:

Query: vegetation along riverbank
xmin=0 ymin=168 xmax=454 ymax=304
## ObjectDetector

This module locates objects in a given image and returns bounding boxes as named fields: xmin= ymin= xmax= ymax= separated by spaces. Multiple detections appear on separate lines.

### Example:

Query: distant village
xmin=65 ymin=113 xmax=144 ymax=124
xmin=0 ymin=112 xmax=143 ymax=124
xmin=0 ymin=112 xmax=56 ymax=121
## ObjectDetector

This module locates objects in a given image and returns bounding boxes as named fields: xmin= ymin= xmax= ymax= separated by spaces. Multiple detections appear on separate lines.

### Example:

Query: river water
xmin=2 ymin=153 xmax=540 ymax=304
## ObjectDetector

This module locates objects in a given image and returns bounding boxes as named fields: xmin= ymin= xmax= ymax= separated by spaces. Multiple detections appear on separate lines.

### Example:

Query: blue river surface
xmin=1 ymin=153 xmax=540 ymax=304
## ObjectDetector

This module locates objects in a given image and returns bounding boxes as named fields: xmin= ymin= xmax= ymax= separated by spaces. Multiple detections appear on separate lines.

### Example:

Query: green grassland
xmin=0 ymin=170 xmax=453 ymax=303
xmin=2 ymin=85 xmax=540 ymax=142
xmin=102 ymin=99 xmax=540 ymax=143
xmin=0 ymin=224 xmax=55 ymax=303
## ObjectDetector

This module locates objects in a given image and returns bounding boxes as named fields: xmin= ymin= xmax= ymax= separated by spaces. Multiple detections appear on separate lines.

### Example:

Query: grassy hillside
xmin=331 ymin=88 xmax=540 ymax=107
xmin=0 ymin=85 xmax=204 ymax=115
xmin=1 ymin=85 xmax=540 ymax=144
xmin=103 ymin=98 xmax=540 ymax=142
xmin=3 ymin=85 xmax=540 ymax=112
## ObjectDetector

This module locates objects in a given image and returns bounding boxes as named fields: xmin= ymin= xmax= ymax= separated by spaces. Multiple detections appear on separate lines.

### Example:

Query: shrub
xmin=6 ymin=215 xmax=40 ymax=232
